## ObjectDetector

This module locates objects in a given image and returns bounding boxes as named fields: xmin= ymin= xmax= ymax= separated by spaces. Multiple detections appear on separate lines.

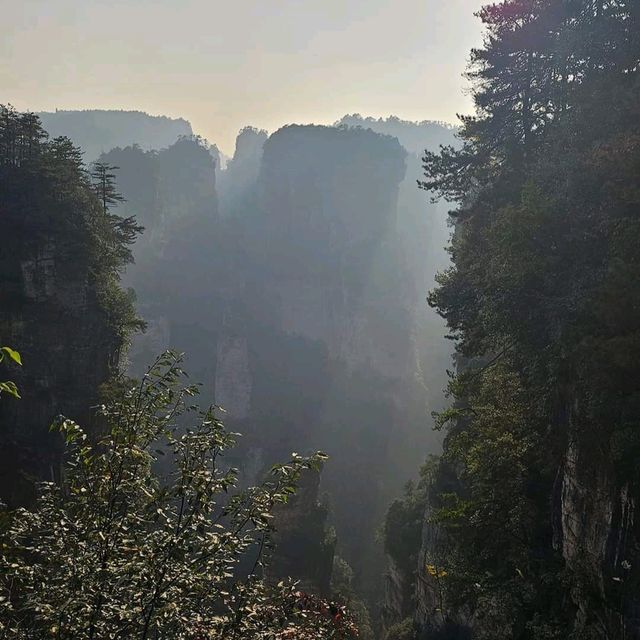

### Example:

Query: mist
xmin=2 ymin=2 xmax=639 ymax=640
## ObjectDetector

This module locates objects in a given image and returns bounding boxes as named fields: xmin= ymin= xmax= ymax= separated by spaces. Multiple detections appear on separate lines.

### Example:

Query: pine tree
xmin=90 ymin=161 xmax=124 ymax=214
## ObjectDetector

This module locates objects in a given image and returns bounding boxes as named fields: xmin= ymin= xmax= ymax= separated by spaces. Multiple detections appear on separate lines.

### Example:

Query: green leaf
xmin=1 ymin=347 xmax=22 ymax=366
xmin=0 ymin=381 xmax=21 ymax=399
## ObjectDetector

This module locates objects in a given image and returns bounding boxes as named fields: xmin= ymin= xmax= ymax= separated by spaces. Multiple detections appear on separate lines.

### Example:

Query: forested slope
xmin=400 ymin=2 xmax=640 ymax=639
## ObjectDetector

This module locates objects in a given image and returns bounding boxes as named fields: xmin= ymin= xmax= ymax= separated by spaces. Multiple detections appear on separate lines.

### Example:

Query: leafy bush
xmin=0 ymin=352 xmax=356 ymax=639
xmin=383 ymin=617 xmax=414 ymax=640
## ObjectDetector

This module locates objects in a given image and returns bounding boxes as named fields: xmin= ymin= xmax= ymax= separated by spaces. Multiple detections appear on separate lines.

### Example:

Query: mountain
xmin=37 ymin=109 xmax=193 ymax=161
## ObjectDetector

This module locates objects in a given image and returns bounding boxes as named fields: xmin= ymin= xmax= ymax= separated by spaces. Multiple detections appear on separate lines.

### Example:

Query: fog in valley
xmin=2 ymin=2 xmax=639 ymax=639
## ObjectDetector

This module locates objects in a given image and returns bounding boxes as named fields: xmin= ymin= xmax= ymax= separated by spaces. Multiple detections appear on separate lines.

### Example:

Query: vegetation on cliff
xmin=0 ymin=347 xmax=22 ymax=399
xmin=418 ymin=1 xmax=640 ymax=638
xmin=0 ymin=105 xmax=143 ymax=504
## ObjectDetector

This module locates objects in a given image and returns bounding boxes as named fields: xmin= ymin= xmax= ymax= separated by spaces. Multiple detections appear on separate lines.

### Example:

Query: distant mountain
xmin=37 ymin=109 xmax=193 ymax=161
xmin=335 ymin=114 xmax=458 ymax=156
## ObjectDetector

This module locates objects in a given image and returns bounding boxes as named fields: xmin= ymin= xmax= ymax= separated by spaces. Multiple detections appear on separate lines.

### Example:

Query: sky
xmin=3 ymin=0 xmax=486 ymax=154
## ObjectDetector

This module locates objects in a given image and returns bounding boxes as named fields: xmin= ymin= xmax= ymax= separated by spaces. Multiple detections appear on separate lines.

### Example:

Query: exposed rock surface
xmin=555 ymin=432 xmax=640 ymax=638
xmin=218 ymin=126 xmax=268 ymax=219
xmin=381 ymin=555 xmax=409 ymax=636
xmin=80 ymin=116 xmax=454 ymax=602
xmin=413 ymin=430 xmax=640 ymax=640
xmin=214 ymin=334 xmax=252 ymax=420
xmin=414 ymin=499 xmax=472 ymax=640
xmin=231 ymin=125 xmax=425 ymax=596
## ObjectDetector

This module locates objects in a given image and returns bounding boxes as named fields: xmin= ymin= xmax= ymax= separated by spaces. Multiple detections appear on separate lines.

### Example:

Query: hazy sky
xmin=3 ymin=0 xmax=486 ymax=154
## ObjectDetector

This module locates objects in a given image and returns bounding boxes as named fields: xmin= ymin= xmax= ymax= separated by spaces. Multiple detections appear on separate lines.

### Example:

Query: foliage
xmin=420 ymin=1 xmax=640 ymax=638
xmin=0 ymin=347 xmax=22 ymax=399
xmin=0 ymin=352 xmax=356 ymax=639
xmin=0 ymin=106 xmax=146 ymax=505
xmin=382 ymin=617 xmax=415 ymax=640
xmin=331 ymin=556 xmax=374 ymax=640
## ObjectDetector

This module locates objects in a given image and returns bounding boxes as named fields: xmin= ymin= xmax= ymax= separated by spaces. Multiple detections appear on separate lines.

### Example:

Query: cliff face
xmin=414 ymin=500 xmax=473 ymax=640
xmin=269 ymin=469 xmax=336 ymax=596
xmin=412 ymin=426 xmax=640 ymax=640
xmin=329 ymin=118 xmax=454 ymax=616
xmin=223 ymin=125 xmax=425 ymax=594
xmin=253 ymin=125 xmax=410 ymax=373
xmin=89 ymin=118 xmax=454 ymax=601
xmin=0 ymin=240 xmax=119 ymax=504
xmin=218 ymin=126 xmax=268 ymax=219
xmin=334 ymin=115 xmax=454 ymax=440
xmin=381 ymin=555 xmax=410 ymax=636
xmin=554 ymin=433 xmax=640 ymax=638
xmin=101 ymin=137 xmax=222 ymax=399
xmin=211 ymin=122 xmax=455 ymax=602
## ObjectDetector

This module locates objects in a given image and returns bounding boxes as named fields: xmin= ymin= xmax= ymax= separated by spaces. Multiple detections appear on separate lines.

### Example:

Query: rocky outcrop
xmin=335 ymin=115 xmax=454 ymax=414
xmin=96 ymin=119 xmax=454 ymax=601
xmin=107 ymin=137 xmax=222 ymax=395
xmin=237 ymin=125 xmax=421 ymax=590
xmin=208 ymin=122 xmax=455 ymax=601
xmin=412 ymin=429 xmax=640 ymax=640
xmin=555 ymin=433 xmax=640 ymax=638
xmin=218 ymin=126 xmax=268 ymax=219
xmin=214 ymin=334 xmax=252 ymax=420
xmin=414 ymin=500 xmax=472 ymax=640
xmin=381 ymin=555 xmax=409 ymax=635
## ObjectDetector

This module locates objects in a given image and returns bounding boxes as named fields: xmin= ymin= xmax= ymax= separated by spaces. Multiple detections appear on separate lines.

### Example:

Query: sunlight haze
xmin=3 ymin=0 xmax=486 ymax=152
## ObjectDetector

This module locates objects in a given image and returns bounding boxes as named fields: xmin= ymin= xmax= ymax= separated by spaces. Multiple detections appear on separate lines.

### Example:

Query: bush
xmin=0 ymin=352 xmax=356 ymax=639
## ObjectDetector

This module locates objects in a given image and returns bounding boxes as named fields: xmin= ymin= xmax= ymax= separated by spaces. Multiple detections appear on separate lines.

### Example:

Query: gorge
xmin=2 ymin=2 xmax=639 ymax=638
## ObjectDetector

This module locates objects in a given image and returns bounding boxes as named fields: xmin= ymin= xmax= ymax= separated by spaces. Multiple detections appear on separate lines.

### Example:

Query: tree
xmin=419 ymin=1 xmax=640 ymax=637
xmin=91 ymin=161 xmax=124 ymax=214
xmin=90 ymin=160 xmax=144 ymax=263
xmin=0 ymin=352 xmax=356 ymax=639
xmin=0 ymin=104 xmax=143 ymax=339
